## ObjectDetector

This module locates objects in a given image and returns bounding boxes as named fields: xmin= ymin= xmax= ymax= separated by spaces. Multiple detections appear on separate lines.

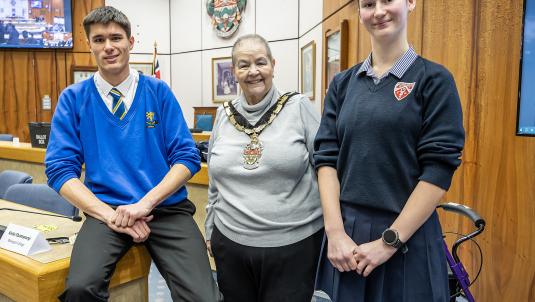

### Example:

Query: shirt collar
xmin=94 ymin=68 xmax=138 ymax=96
xmin=356 ymin=47 xmax=418 ymax=79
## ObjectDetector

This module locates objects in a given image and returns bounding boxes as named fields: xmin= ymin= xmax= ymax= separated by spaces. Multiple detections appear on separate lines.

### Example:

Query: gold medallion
xmin=243 ymin=134 xmax=263 ymax=170
xmin=223 ymin=92 xmax=298 ymax=170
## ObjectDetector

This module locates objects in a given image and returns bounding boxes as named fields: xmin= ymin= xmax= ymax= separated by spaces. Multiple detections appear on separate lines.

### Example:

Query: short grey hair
xmin=83 ymin=6 xmax=131 ymax=38
xmin=231 ymin=34 xmax=273 ymax=65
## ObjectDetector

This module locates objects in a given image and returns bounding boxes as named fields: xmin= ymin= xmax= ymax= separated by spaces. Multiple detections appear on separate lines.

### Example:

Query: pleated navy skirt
xmin=315 ymin=204 xmax=449 ymax=302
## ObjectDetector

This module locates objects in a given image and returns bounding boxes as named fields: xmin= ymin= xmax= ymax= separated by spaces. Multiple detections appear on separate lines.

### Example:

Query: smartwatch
xmin=382 ymin=228 xmax=408 ymax=253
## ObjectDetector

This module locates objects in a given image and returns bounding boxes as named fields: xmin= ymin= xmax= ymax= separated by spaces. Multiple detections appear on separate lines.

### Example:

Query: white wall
xmin=107 ymin=0 xmax=170 ymax=54
xmin=256 ymin=0 xmax=298 ymax=41
xmin=170 ymin=0 xmax=202 ymax=53
xmin=171 ymin=52 xmax=202 ymax=127
xmin=299 ymin=0 xmax=323 ymax=36
xmin=200 ymin=1 xmax=256 ymax=50
xmin=107 ymin=0 xmax=324 ymax=126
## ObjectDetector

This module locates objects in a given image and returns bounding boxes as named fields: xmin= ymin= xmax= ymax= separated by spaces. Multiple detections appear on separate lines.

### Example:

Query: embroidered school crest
xmin=394 ymin=82 xmax=416 ymax=101
xmin=145 ymin=112 xmax=158 ymax=128
xmin=206 ymin=0 xmax=247 ymax=38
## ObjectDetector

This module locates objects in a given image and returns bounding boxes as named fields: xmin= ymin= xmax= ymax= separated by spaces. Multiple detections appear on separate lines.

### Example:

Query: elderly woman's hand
xmin=206 ymin=240 xmax=213 ymax=257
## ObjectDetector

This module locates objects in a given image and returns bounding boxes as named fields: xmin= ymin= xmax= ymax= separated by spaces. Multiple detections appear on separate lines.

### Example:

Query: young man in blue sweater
xmin=45 ymin=6 xmax=220 ymax=302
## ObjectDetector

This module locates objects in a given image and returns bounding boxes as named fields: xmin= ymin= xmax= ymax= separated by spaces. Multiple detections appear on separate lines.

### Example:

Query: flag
xmin=153 ymin=59 xmax=161 ymax=79
xmin=152 ymin=42 xmax=161 ymax=79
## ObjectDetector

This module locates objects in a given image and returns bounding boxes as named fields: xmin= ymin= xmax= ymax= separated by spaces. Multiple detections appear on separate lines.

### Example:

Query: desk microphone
xmin=0 ymin=208 xmax=82 ymax=222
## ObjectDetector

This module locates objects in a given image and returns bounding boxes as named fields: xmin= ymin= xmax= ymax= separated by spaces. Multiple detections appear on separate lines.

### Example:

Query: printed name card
xmin=0 ymin=223 xmax=51 ymax=255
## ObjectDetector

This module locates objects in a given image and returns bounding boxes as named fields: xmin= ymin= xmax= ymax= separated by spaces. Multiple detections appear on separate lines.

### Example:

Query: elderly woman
xmin=314 ymin=0 xmax=465 ymax=301
xmin=205 ymin=34 xmax=323 ymax=302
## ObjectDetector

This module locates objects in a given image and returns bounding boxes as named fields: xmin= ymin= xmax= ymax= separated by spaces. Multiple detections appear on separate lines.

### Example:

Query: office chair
xmin=195 ymin=114 xmax=214 ymax=131
xmin=0 ymin=170 xmax=33 ymax=199
xmin=4 ymin=184 xmax=79 ymax=218
xmin=0 ymin=134 xmax=13 ymax=142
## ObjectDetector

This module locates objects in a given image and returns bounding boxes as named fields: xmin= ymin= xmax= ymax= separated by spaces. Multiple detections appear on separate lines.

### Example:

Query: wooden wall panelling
xmin=0 ymin=52 xmax=4 ymax=134
xmin=406 ymin=1 xmax=423 ymax=54
xmin=323 ymin=0 xmax=354 ymax=20
xmin=323 ymin=1 xmax=359 ymax=66
xmin=339 ymin=19 xmax=349 ymax=70
xmin=56 ymin=52 xmax=69 ymax=101
xmin=33 ymin=52 xmax=59 ymax=122
xmin=0 ymin=52 xmax=14 ymax=136
xmin=72 ymin=0 xmax=104 ymax=53
xmin=3 ymin=52 xmax=31 ymax=140
xmin=474 ymin=0 xmax=534 ymax=301
xmin=0 ymin=51 xmax=59 ymax=141
xmin=0 ymin=51 xmax=13 ymax=136
xmin=421 ymin=0 xmax=478 ymax=263
xmin=322 ymin=1 xmax=359 ymax=102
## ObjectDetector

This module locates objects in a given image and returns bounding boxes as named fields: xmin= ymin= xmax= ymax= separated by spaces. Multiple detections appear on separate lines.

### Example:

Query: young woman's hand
xmin=353 ymin=239 xmax=397 ymax=277
xmin=326 ymin=230 xmax=359 ymax=272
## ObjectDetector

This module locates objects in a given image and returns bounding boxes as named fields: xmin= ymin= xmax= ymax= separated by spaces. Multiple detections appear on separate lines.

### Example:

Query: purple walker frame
xmin=438 ymin=203 xmax=485 ymax=302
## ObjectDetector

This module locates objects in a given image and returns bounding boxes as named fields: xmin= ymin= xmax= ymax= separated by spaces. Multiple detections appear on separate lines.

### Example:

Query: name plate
xmin=0 ymin=223 xmax=51 ymax=255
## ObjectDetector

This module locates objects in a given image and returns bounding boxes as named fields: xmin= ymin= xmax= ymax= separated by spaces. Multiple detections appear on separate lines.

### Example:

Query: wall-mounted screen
xmin=518 ymin=0 xmax=535 ymax=136
xmin=0 ymin=0 xmax=72 ymax=49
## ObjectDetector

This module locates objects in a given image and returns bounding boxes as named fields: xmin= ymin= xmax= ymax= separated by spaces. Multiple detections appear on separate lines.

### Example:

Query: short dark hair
xmin=231 ymin=34 xmax=273 ymax=65
xmin=83 ymin=6 xmax=131 ymax=38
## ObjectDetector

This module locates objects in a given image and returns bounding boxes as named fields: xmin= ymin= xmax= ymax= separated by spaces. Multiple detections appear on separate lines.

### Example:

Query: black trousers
xmin=211 ymin=226 xmax=323 ymax=302
xmin=59 ymin=200 xmax=221 ymax=302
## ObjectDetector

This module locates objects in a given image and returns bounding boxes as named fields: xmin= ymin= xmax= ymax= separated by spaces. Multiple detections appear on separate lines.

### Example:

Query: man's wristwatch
xmin=381 ymin=228 xmax=408 ymax=253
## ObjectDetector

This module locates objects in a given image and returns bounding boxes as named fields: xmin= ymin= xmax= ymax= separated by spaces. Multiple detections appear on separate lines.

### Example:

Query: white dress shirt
xmin=94 ymin=68 xmax=139 ymax=113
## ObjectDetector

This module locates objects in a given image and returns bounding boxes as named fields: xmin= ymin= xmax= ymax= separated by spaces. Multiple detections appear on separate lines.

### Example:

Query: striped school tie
xmin=109 ymin=87 xmax=127 ymax=120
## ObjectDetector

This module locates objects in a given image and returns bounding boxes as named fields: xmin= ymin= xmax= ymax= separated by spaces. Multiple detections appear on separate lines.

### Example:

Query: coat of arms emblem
xmin=394 ymin=82 xmax=416 ymax=101
xmin=145 ymin=112 xmax=158 ymax=128
xmin=206 ymin=0 xmax=247 ymax=38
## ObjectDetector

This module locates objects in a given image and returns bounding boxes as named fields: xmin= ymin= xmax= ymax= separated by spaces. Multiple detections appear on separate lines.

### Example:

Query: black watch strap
xmin=382 ymin=228 xmax=409 ymax=254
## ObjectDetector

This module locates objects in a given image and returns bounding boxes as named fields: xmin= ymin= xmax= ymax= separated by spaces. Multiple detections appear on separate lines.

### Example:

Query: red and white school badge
xmin=394 ymin=82 xmax=415 ymax=101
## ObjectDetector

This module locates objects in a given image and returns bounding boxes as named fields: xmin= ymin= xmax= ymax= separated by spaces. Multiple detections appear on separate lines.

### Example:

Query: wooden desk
xmin=0 ymin=200 xmax=151 ymax=302
xmin=0 ymin=142 xmax=45 ymax=164
xmin=192 ymin=132 xmax=211 ymax=142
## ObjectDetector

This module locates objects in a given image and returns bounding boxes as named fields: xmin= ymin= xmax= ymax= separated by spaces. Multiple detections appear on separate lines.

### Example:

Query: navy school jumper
xmin=314 ymin=56 xmax=465 ymax=302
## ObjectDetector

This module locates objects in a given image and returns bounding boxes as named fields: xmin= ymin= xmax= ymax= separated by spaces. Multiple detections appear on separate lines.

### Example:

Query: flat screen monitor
xmin=0 ymin=0 xmax=72 ymax=49
xmin=518 ymin=0 xmax=535 ymax=136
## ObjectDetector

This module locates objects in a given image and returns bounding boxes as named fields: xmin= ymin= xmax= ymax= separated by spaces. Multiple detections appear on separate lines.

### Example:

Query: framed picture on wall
xmin=301 ymin=40 xmax=316 ymax=100
xmin=212 ymin=56 xmax=239 ymax=102
xmin=325 ymin=30 xmax=340 ymax=94
xmin=323 ymin=19 xmax=349 ymax=110
xmin=130 ymin=62 xmax=154 ymax=76
xmin=71 ymin=66 xmax=98 ymax=84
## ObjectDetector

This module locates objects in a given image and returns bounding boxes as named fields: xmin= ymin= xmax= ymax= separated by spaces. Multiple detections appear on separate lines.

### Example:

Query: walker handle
xmin=437 ymin=202 xmax=485 ymax=229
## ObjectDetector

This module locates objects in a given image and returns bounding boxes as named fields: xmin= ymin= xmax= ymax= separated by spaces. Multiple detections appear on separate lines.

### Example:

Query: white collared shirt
xmin=94 ymin=67 xmax=139 ymax=113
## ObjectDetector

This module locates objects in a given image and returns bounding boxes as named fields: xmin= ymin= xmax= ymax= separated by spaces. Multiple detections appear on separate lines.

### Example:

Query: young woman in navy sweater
xmin=314 ymin=0 xmax=465 ymax=301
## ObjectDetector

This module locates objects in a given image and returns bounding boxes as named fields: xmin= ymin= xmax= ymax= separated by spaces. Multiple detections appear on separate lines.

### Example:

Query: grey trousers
xmin=59 ymin=199 xmax=221 ymax=302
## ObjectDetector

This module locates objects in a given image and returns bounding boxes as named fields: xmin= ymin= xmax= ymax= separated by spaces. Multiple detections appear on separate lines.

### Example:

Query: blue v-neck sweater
xmin=45 ymin=75 xmax=200 ymax=206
